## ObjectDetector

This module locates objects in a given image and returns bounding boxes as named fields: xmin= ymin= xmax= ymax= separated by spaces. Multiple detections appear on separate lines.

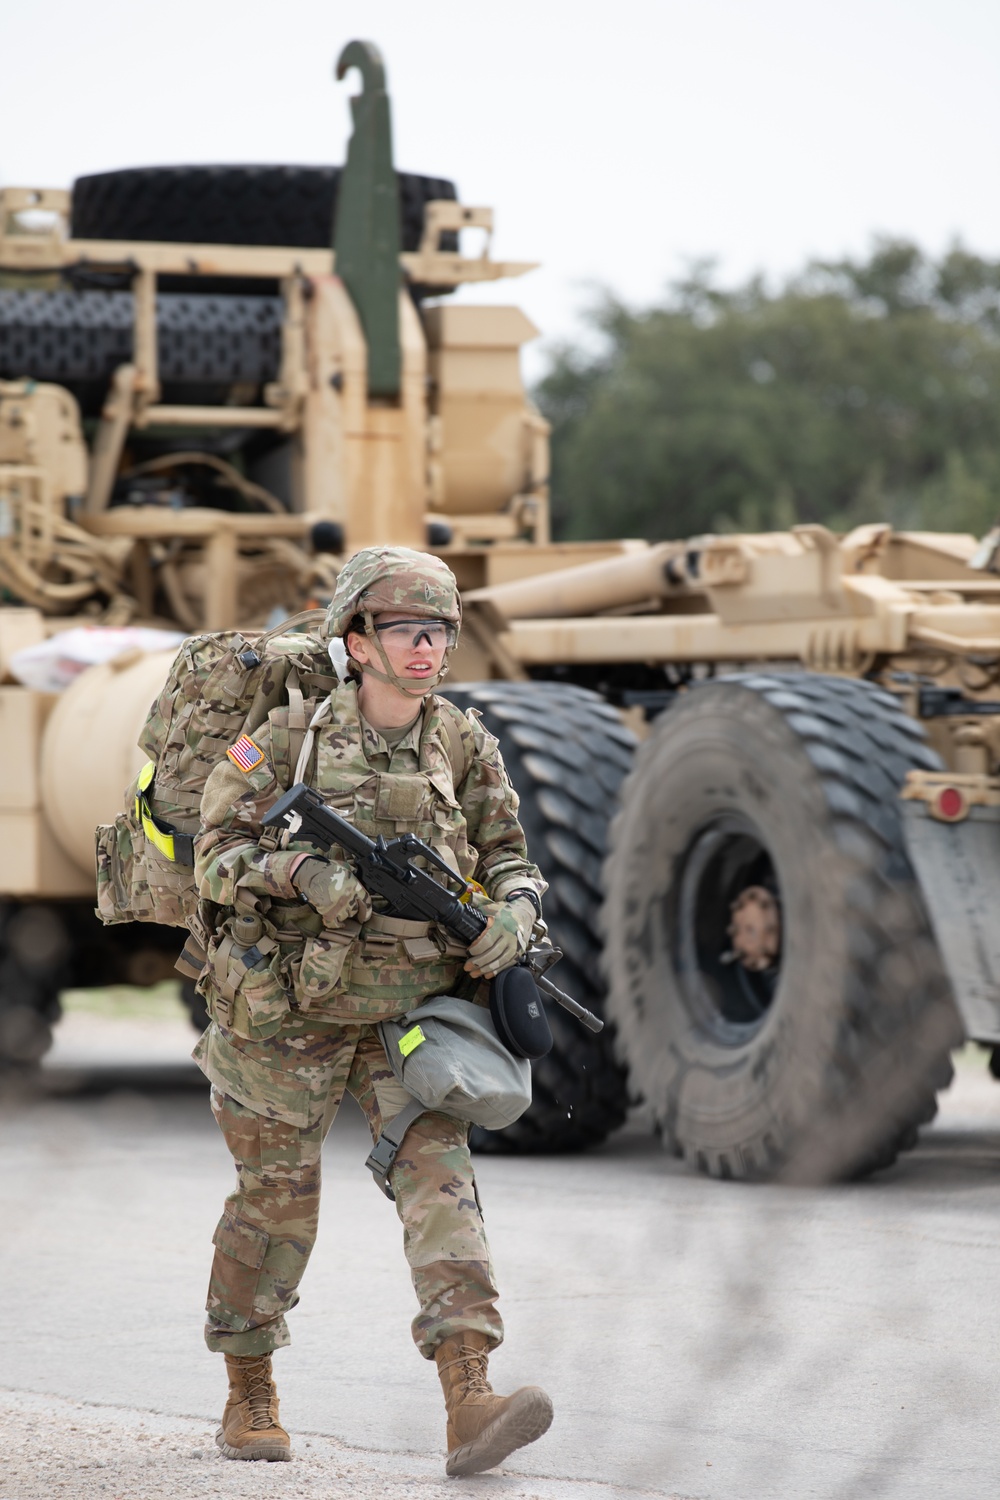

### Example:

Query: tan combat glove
xmin=292 ymin=856 xmax=373 ymax=927
xmin=464 ymin=896 xmax=537 ymax=980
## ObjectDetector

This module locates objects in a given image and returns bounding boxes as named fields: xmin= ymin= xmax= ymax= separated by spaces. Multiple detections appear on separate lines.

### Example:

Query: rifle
xmin=262 ymin=782 xmax=603 ymax=1035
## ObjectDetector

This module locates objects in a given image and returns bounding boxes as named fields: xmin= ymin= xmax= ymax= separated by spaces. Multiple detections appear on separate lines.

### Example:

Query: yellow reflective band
xmin=398 ymin=1024 xmax=426 ymax=1058
xmin=140 ymin=804 xmax=178 ymax=862
xmin=133 ymin=761 xmax=188 ymax=864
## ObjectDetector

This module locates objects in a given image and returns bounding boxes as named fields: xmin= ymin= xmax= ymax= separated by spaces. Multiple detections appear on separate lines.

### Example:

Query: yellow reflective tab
xmin=133 ymin=761 xmax=180 ymax=862
xmin=140 ymin=806 xmax=177 ymax=862
xmin=459 ymin=879 xmax=488 ymax=906
xmin=135 ymin=760 xmax=155 ymax=822
xmin=398 ymin=1024 xmax=426 ymax=1058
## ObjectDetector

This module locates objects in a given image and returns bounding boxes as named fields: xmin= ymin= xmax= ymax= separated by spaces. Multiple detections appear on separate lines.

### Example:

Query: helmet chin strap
xmin=358 ymin=608 xmax=452 ymax=698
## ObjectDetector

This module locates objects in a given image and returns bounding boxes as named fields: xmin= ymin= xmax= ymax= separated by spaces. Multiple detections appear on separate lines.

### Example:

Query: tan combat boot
xmin=216 ymin=1352 xmax=291 ymax=1462
xmin=434 ymin=1330 xmax=553 ymax=1477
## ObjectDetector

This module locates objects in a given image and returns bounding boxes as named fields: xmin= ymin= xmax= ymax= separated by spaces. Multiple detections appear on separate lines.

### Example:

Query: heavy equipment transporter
xmin=2 ymin=40 xmax=999 ymax=1178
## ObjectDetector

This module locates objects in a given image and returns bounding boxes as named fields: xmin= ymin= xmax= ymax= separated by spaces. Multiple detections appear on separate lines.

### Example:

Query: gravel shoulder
xmin=0 ymin=1389 xmax=669 ymax=1500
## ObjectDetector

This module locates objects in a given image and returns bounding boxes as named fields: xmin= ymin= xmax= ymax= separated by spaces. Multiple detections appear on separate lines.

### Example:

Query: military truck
xmin=3 ymin=40 xmax=999 ymax=1179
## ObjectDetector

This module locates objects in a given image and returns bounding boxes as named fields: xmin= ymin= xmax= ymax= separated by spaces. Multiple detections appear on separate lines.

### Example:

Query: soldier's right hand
xmin=292 ymin=856 xmax=373 ymax=926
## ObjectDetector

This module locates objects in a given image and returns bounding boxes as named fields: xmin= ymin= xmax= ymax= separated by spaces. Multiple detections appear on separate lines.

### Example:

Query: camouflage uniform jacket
xmin=194 ymin=681 xmax=545 ymax=1035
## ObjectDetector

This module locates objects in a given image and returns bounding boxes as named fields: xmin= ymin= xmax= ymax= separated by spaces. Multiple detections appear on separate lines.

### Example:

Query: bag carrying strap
xmin=364 ymin=1097 xmax=426 ymax=1200
xmin=285 ymin=666 xmax=308 ymax=778
xmin=294 ymin=695 xmax=334 ymax=784
xmin=175 ymin=934 xmax=207 ymax=981
xmin=437 ymin=698 xmax=475 ymax=789
xmin=255 ymin=606 xmax=328 ymax=652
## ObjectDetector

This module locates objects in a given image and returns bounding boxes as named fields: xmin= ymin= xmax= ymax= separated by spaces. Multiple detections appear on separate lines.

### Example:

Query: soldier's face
xmin=348 ymin=611 xmax=450 ymax=684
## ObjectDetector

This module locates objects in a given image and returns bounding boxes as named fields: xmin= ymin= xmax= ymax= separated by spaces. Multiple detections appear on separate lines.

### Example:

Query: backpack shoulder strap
xmin=284 ymin=666 xmax=307 ymax=779
xmin=435 ymin=696 xmax=476 ymax=791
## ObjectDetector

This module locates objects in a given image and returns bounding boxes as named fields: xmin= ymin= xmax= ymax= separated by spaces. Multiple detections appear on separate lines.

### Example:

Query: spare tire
xmin=0 ymin=289 xmax=282 ymax=415
xmin=603 ymin=673 xmax=962 ymax=1183
xmin=444 ymin=681 xmax=634 ymax=1153
xmin=71 ymin=165 xmax=458 ymax=253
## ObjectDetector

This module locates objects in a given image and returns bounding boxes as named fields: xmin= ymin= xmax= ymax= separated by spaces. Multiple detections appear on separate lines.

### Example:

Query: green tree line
xmin=536 ymin=240 xmax=1000 ymax=542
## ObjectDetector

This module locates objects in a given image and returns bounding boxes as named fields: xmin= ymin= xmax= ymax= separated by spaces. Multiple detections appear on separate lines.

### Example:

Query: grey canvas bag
xmin=365 ymin=996 xmax=532 ymax=1198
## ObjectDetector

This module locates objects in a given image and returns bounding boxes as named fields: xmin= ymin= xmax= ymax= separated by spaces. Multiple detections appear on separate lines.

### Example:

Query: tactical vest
xmin=199 ymin=682 xmax=482 ymax=1036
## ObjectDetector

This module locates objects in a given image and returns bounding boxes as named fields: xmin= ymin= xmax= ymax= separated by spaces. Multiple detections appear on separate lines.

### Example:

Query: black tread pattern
xmin=604 ymin=673 xmax=961 ymax=1181
xmin=0 ymin=901 xmax=66 ymax=1072
xmin=71 ymin=165 xmax=457 ymax=253
xmin=0 ymin=289 xmax=282 ymax=412
xmin=742 ymin=676 xmax=956 ymax=1175
xmin=444 ymin=681 xmax=634 ymax=1152
xmin=0 ymin=900 xmax=201 ymax=1073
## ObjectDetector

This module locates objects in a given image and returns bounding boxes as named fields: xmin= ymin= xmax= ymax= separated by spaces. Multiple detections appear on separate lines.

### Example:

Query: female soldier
xmin=192 ymin=546 xmax=552 ymax=1478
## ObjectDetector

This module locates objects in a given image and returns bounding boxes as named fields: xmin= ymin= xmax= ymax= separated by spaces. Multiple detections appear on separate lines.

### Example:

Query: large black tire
xmin=0 ymin=901 xmax=69 ymax=1073
xmin=444 ymin=682 xmax=635 ymax=1152
xmin=0 ymin=899 xmax=199 ymax=1080
xmin=71 ymin=165 xmax=457 ymax=254
xmin=603 ymin=674 xmax=962 ymax=1182
xmin=0 ymin=289 xmax=282 ymax=415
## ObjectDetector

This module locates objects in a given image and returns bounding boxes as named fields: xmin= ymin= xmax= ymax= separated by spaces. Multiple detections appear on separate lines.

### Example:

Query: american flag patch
xmin=227 ymin=735 xmax=265 ymax=773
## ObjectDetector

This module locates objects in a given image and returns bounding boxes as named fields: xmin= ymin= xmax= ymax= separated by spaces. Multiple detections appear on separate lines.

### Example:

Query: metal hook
xmin=335 ymin=39 xmax=387 ymax=94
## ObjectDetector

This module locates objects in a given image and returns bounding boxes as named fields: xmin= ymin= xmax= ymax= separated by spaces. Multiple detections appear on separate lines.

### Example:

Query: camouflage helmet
xmin=326 ymin=546 xmax=461 ymax=639
xmin=326 ymin=546 xmax=461 ymax=698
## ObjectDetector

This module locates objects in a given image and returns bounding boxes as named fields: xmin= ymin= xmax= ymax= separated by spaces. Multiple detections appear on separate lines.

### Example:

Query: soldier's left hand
xmin=464 ymin=897 xmax=535 ymax=979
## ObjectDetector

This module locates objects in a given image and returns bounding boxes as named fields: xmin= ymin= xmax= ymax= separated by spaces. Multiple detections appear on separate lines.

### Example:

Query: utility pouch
xmin=297 ymin=927 xmax=358 ymax=1010
xmin=489 ymin=965 xmax=554 ymax=1060
xmin=378 ymin=996 xmax=532 ymax=1129
xmin=206 ymin=912 xmax=288 ymax=1040
xmin=129 ymin=762 xmax=198 ymax=927
xmin=368 ymin=996 xmax=532 ymax=1198
xmin=95 ymin=813 xmax=155 ymax=925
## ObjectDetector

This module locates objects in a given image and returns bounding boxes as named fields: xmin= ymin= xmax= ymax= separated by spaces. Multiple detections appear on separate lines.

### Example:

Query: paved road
xmin=3 ymin=1011 xmax=1000 ymax=1499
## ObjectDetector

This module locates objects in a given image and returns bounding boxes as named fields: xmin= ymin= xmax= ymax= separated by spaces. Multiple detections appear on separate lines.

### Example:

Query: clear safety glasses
xmin=372 ymin=618 xmax=458 ymax=650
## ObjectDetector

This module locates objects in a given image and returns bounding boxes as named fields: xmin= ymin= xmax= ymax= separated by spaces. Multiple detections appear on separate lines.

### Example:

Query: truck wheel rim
xmin=674 ymin=813 xmax=782 ymax=1045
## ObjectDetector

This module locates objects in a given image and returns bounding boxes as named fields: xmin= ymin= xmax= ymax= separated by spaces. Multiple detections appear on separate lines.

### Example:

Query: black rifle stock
xmin=263 ymin=782 xmax=603 ymax=1034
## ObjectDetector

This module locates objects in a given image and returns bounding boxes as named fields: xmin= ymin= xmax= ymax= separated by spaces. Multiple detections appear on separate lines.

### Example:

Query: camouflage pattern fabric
xmin=325 ymin=546 xmax=462 ymax=640
xmin=194 ymin=679 xmax=545 ymax=1026
xmin=194 ymin=674 xmax=543 ymax=1360
xmin=95 ymin=613 xmax=336 ymax=931
xmin=197 ymin=1018 xmax=501 ymax=1359
xmin=95 ymin=804 xmax=153 ymax=925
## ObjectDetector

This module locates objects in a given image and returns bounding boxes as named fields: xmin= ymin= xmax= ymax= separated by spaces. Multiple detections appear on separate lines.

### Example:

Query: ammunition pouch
xmin=294 ymin=911 xmax=468 ymax=1024
xmin=204 ymin=907 xmax=289 ymax=1040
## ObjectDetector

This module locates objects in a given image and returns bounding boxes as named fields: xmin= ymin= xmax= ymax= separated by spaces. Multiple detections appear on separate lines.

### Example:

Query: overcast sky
xmin=5 ymin=0 xmax=999 ymax=379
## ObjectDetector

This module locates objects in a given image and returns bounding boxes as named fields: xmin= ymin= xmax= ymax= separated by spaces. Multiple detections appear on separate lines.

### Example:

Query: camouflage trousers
xmin=194 ymin=1015 xmax=502 ymax=1360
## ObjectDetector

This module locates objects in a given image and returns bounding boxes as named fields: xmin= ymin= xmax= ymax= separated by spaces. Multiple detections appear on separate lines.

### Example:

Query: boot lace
xmin=451 ymin=1343 xmax=492 ymax=1398
xmin=237 ymin=1357 xmax=278 ymax=1429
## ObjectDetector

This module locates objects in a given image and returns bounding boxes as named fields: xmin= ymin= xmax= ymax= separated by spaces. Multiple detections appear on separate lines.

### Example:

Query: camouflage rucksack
xmin=95 ymin=610 xmax=338 ymax=941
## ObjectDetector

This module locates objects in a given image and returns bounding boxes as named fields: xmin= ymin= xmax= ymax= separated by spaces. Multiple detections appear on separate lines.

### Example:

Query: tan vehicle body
xmin=2 ymin=40 xmax=997 ymax=1174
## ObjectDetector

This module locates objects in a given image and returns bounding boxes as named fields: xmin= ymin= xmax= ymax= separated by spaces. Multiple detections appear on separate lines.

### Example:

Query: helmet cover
xmin=325 ymin=546 xmax=461 ymax=697
xmin=326 ymin=546 xmax=461 ymax=640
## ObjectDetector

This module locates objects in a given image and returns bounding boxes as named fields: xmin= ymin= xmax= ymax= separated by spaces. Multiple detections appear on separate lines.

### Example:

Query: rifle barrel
xmin=534 ymin=971 xmax=604 ymax=1033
